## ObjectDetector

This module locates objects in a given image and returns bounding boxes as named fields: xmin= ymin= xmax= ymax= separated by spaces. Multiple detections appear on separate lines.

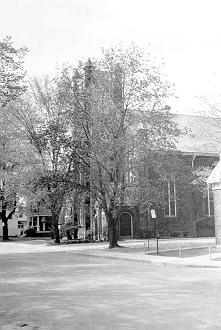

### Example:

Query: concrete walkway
xmin=1 ymin=237 xmax=221 ymax=268
xmin=76 ymin=247 xmax=221 ymax=269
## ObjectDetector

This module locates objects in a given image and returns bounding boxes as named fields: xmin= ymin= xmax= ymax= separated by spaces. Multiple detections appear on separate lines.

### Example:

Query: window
xmin=32 ymin=217 xmax=37 ymax=227
xmin=164 ymin=176 xmax=177 ymax=217
xmin=203 ymin=187 xmax=214 ymax=216
xmin=125 ymin=170 xmax=136 ymax=184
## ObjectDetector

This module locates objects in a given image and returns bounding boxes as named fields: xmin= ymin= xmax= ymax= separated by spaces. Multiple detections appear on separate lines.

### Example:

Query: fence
xmin=144 ymin=242 xmax=214 ymax=259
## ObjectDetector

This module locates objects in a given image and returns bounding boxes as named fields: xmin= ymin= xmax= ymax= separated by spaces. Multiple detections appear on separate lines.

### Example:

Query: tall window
xmin=125 ymin=170 xmax=136 ymax=184
xmin=164 ymin=176 xmax=177 ymax=217
xmin=203 ymin=187 xmax=214 ymax=216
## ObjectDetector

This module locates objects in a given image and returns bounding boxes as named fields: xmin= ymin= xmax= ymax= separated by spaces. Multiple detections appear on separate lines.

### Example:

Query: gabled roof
xmin=173 ymin=114 xmax=221 ymax=156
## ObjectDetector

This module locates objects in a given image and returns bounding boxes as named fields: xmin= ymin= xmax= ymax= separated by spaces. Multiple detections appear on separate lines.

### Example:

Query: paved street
xmin=0 ymin=249 xmax=221 ymax=330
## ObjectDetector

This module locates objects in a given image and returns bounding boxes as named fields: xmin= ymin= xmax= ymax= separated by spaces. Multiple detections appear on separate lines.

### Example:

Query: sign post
xmin=147 ymin=210 xmax=150 ymax=251
xmin=151 ymin=209 xmax=159 ymax=255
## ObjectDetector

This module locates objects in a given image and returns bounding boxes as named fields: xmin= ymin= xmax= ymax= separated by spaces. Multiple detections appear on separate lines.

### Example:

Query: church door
xmin=119 ymin=213 xmax=132 ymax=237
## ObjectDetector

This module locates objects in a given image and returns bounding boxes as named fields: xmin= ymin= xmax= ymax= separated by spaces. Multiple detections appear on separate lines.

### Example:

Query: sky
xmin=1 ymin=0 xmax=221 ymax=114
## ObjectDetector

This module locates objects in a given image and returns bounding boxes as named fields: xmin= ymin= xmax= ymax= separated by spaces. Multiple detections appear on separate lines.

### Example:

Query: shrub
xmin=137 ymin=227 xmax=157 ymax=239
xmin=23 ymin=227 xmax=37 ymax=237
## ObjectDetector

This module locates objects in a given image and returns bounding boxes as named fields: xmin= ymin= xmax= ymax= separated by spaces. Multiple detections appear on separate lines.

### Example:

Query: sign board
xmin=151 ymin=209 xmax=156 ymax=219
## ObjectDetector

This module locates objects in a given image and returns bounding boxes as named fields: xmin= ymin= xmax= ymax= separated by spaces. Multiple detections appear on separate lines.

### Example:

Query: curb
xmin=71 ymin=251 xmax=221 ymax=269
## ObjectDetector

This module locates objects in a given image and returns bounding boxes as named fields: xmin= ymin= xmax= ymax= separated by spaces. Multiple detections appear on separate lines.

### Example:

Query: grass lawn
xmin=146 ymin=245 xmax=221 ymax=258
xmin=105 ymin=244 xmax=220 ymax=258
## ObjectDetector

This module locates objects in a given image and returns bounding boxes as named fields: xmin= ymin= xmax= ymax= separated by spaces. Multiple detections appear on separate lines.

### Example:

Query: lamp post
xmin=0 ymin=179 xmax=7 ymax=240
xmin=0 ymin=179 xmax=3 ymax=212
xmin=0 ymin=190 xmax=3 ymax=216
xmin=0 ymin=179 xmax=3 ymax=229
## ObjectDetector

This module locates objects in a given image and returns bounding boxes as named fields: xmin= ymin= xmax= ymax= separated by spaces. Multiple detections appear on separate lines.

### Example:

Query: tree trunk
xmin=108 ymin=216 xmax=119 ymax=248
xmin=52 ymin=212 xmax=60 ymax=243
xmin=1 ymin=210 xmax=9 ymax=241
xmin=2 ymin=220 xmax=9 ymax=241
xmin=66 ymin=230 xmax=72 ymax=240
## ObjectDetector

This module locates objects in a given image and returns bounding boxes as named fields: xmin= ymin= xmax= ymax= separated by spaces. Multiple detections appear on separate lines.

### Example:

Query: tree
xmin=0 ymin=103 xmax=32 ymax=240
xmin=0 ymin=36 xmax=27 ymax=107
xmin=14 ymin=75 xmax=89 ymax=243
xmin=65 ymin=45 xmax=180 ymax=248
xmin=0 ymin=37 xmax=27 ymax=240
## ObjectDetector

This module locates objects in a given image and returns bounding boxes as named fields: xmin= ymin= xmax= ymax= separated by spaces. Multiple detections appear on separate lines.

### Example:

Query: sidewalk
xmin=1 ymin=238 xmax=221 ymax=268
xmin=0 ymin=240 xmax=108 ymax=254
xmin=74 ymin=247 xmax=221 ymax=269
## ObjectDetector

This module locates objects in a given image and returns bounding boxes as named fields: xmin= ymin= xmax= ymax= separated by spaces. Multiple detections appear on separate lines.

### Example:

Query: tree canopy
xmin=3 ymin=43 xmax=183 ymax=245
xmin=13 ymin=75 xmax=89 ymax=242
xmin=63 ymin=45 xmax=181 ymax=247
xmin=0 ymin=36 xmax=27 ymax=107
xmin=0 ymin=37 xmax=28 ymax=240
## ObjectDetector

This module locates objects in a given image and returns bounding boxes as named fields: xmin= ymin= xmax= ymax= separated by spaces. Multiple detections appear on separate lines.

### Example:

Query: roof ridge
xmin=172 ymin=113 xmax=221 ymax=120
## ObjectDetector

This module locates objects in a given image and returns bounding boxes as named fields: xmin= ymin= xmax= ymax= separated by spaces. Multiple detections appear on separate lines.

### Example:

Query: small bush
xmin=23 ymin=227 xmax=37 ymax=237
xmin=137 ymin=227 xmax=157 ymax=239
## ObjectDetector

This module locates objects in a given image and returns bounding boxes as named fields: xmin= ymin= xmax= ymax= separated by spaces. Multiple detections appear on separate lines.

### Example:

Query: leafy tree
xmin=0 ymin=36 xmax=27 ymax=107
xmin=14 ymin=76 xmax=89 ymax=243
xmin=192 ymin=166 xmax=214 ymax=191
xmin=65 ymin=45 xmax=180 ymax=248
xmin=0 ymin=104 xmax=31 ymax=240
xmin=0 ymin=37 xmax=27 ymax=240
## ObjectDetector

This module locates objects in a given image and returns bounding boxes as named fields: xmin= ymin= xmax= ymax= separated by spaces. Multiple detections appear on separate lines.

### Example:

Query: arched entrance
xmin=119 ymin=212 xmax=133 ymax=237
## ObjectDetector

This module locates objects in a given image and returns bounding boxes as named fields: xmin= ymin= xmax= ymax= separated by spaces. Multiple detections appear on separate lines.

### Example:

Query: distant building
xmin=0 ymin=211 xmax=28 ymax=237
xmin=24 ymin=114 xmax=220 ymax=240
xmin=118 ymin=114 xmax=220 ymax=239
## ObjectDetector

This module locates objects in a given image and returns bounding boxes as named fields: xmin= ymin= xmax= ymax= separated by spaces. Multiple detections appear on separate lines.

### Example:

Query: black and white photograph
xmin=1 ymin=1 xmax=221 ymax=329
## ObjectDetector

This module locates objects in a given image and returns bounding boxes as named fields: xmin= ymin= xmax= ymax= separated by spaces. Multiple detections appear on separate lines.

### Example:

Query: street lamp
xmin=0 ymin=179 xmax=3 ymax=215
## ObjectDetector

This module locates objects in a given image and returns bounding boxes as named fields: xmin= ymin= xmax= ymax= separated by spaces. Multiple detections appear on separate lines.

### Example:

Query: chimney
xmin=84 ymin=58 xmax=94 ymax=88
